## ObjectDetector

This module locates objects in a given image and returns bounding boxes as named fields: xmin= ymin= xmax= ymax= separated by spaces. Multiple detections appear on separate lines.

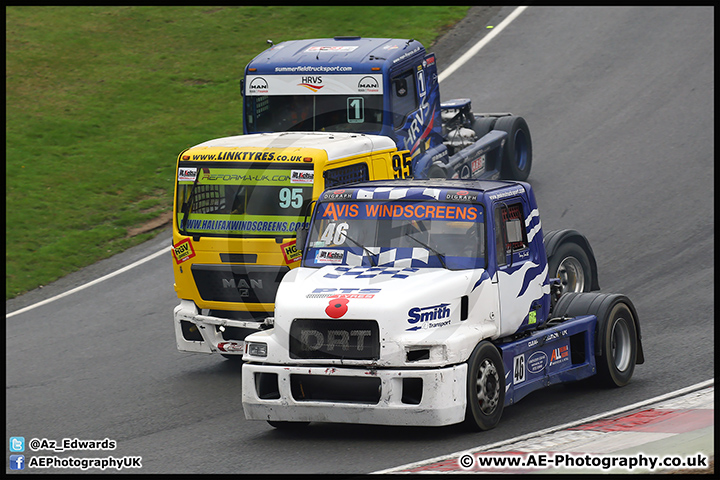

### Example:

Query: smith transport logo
xmin=406 ymin=303 xmax=451 ymax=331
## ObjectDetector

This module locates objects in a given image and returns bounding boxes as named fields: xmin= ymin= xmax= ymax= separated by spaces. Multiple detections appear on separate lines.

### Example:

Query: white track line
xmin=7 ymin=7 xmax=529 ymax=318
xmin=438 ymin=6 xmax=528 ymax=83
xmin=6 ymin=246 xmax=171 ymax=318
xmin=372 ymin=379 xmax=715 ymax=474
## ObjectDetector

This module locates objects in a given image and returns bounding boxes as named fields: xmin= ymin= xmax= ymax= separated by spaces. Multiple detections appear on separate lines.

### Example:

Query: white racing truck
xmin=241 ymin=179 xmax=644 ymax=430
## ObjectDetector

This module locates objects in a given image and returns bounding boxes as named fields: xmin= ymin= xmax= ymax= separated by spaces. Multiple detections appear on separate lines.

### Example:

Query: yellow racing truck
xmin=172 ymin=131 xmax=411 ymax=357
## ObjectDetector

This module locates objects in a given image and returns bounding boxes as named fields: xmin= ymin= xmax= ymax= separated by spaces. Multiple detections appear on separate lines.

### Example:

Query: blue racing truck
xmin=242 ymin=37 xmax=532 ymax=182
xmin=241 ymin=179 xmax=644 ymax=430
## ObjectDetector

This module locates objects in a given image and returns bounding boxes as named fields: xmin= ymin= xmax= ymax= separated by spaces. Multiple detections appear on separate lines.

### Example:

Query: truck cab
xmin=172 ymin=132 xmax=411 ymax=357
xmin=241 ymin=179 xmax=643 ymax=430
xmin=242 ymin=37 xmax=532 ymax=181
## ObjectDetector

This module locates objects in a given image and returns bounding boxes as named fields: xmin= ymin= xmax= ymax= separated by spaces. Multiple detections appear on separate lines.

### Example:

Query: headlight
xmin=247 ymin=342 xmax=267 ymax=357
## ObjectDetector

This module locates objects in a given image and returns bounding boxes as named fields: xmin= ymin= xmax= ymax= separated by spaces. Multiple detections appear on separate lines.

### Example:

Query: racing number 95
xmin=392 ymin=152 xmax=412 ymax=179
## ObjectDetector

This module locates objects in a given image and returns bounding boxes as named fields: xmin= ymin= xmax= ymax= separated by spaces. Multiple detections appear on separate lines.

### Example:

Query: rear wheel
xmin=464 ymin=341 xmax=505 ymax=430
xmin=552 ymin=293 xmax=640 ymax=387
xmin=597 ymin=302 xmax=637 ymax=387
xmin=494 ymin=116 xmax=532 ymax=181
xmin=471 ymin=116 xmax=497 ymax=139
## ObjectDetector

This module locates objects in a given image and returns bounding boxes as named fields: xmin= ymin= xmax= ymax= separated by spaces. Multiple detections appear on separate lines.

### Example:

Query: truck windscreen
xmin=176 ymin=163 xmax=313 ymax=238
xmin=245 ymin=95 xmax=383 ymax=133
xmin=305 ymin=201 xmax=486 ymax=270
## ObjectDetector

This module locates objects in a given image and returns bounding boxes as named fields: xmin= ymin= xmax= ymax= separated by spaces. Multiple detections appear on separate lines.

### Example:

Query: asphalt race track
xmin=6 ymin=6 xmax=714 ymax=474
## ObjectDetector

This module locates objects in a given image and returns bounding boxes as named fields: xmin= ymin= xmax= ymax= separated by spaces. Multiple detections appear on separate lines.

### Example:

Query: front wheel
xmin=464 ymin=341 xmax=505 ymax=431
xmin=548 ymin=242 xmax=592 ymax=294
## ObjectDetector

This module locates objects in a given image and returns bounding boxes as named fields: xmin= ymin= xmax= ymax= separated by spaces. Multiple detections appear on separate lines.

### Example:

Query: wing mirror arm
xmin=295 ymin=200 xmax=316 ymax=252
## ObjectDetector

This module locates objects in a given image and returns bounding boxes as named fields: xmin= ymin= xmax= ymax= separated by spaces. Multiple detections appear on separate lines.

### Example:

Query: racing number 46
xmin=392 ymin=152 xmax=412 ymax=179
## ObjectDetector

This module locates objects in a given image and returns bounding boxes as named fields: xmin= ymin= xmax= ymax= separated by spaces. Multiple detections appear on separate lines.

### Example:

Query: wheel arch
xmin=553 ymin=292 xmax=644 ymax=365
xmin=544 ymin=229 xmax=600 ymax=291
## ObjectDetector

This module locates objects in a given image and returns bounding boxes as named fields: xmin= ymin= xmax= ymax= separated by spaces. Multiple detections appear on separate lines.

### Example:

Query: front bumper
xmin=242 ymin=362 xmax=468 ymax=427
xmin=173 ymin=300 xmax=270 ymax=355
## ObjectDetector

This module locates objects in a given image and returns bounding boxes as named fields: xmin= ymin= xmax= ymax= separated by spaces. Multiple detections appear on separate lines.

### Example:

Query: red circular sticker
xmin=325 ymin=297 xmax=349 ymax=318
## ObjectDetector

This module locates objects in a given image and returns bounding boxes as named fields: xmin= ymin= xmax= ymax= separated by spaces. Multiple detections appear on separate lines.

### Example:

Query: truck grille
xmin=289 ymin=319 xmax=380 ymax=360
xmin=191 ymin=264 xmax=289 ymax=304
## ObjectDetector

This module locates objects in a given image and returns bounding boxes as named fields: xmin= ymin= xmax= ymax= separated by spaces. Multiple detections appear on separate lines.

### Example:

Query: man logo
xmin=358 ymin=76 xmax=379 ymax=92
xmin=249 ymin=77 xmax=269 ymax=91
xmin=222 ymin=278 xmax=263 ymax=298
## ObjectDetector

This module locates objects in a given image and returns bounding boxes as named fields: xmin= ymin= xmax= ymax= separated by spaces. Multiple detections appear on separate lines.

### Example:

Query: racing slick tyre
xmin=464 ymin=341 xmax=505 ymax=431
xmin=267 ymin=420 xmax=310 ymax=429
xmin=427 ymin=163 xmax=448 ymax=179
xmin=553 ymin=293 xmax=642 ymax=388
xmin=471 ymin=116 xmax=497 ymax=139
xmin=547 ymin=241 xmax=592 ymax=294
xmin=494 ymin=115 xmax=532 ymax=181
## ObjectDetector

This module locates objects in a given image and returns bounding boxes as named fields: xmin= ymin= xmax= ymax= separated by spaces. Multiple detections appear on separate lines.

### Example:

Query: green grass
xmin=5 ymin=6 xmax=470 ymax=300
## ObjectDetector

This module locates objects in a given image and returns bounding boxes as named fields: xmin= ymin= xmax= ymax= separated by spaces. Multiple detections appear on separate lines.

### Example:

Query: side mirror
xmin=296 ymin=199 xmax=316 ymax=253
xmin=506 ymin=218 xmax=523 ymax=244
xmin=295 ymin=225 xmax=308 ymax=252
xmin=239 ymin=79 xmax=244 ymax=97
xmin=394 ymin=78 xmax=408 ymax=97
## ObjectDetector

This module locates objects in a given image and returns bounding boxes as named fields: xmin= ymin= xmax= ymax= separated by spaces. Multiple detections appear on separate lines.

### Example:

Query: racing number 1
xmin=392 ymin=152 xmax=412 ymax=179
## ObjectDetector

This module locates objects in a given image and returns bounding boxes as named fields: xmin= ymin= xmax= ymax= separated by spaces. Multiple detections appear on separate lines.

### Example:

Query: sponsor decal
xmin=281 ymin=240 xmax=302 ymax=264
xmin=305 ymin=45 xmax=358 ymax=53
xmin=444 ymin=190 xmax=479 ymax=202
xmin=406 ymin=303 xmax=451 ymax=330
xmin=471 ymin=154 xmax=485 ymax=173
xmin=188 ymin=150 xmax=307 ymax=163
xmin=549 ymin=344 xmax=569 ymax=366
xmin=315 ymin=249 xmax=344 ymax=264
xmin=298 ymin=75 xmax=323 ymax=92
xmin=307 ymin=287 xmax=380 ymax=299
xmin=182 ymin=218 xmax=307 ymax=234
xmin=172 ymin=238 xmax=196 ymax=265
xmin=291 ymin=169 xmax=314 ymax=184
xmin=392 ymin=46 xmax=421 ymax=64
xmin=527 ymin=351 xmax=548 ymax=374
xmin=357 ymin=75 xmax=380 ymax=93
xmin=322 ymin=189 xmax=353 ymax=201
xmin=488 ymin=186 xmax=525 ymax=201
xmin=325 ymin=297 xmax=349 ymax=318
xmin=178 ymin=167 xmax=197 ymax=182
xmin=248 ymin=76 xmax=269 ymax=93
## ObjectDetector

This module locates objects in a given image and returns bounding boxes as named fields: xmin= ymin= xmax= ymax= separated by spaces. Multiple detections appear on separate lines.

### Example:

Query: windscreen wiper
xmin=342 ymin=233 xmax=378 ymax=267
xmin=405 ymin=234 xmax=448 ymax=269
xmin=180 ymin=170 xmax=201 ymax=236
